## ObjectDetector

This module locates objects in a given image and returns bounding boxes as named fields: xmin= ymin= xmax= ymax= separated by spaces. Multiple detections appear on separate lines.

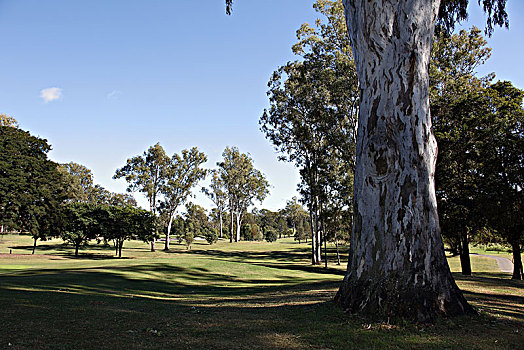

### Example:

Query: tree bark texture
xmin=32 ymin=237 xmax=37 ymax=255
xmin=336 ymin=0 xmax=474 ymax=321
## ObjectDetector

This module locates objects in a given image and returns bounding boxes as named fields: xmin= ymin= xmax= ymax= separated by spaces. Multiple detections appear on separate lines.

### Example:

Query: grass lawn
xmin=0 ymin=234 xmax=522 ymax=349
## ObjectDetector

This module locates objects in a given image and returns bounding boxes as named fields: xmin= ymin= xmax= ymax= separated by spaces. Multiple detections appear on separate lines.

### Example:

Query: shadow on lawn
xmin=454 ymin=273 xmax=524 ymax=322
xmin=8 ymin=242 xmax=139 ymax=260
xmin=1 ymin=263 xmax=523 ymax=349
xmin=185 ymin=248 xmax=346 ymax=276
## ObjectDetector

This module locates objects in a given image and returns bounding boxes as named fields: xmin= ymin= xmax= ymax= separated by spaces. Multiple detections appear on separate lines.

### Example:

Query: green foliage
xmin=202 ymin=226 xmax=218 ymax=245
xmin=294 ymin=216 xmax=310 ymax=243
xmin=60 ymin=203 xmax=102 ymax=256
xmin=217 ymin=146 xmax=270 ymax=242
xmin=0 ymin=113 xmax=19 ymax=128
xmin=114 ymin=143 xmax=169 ymax=214
xmin=202 ymin=170 xmax=227 ymax=238
xmin=59 ymin=162 xmax=95 ymax=203
xmin=431 ymin=28 xmax=523 ymax=278
xmin=431 ymin=27 xmax=493 ymax=269
xmin=0 ymin=126 xmax=66 ymax=244
xmin=264 ymin=228 xmax=278 ymax=243
xmin=183 ymin=202 xmax=213 ymax=248
xmin=260 ymin=0 xmax=356 ymax=261
xmin=160 ymin=147 xmax=207 ymax=247
xmin=437 ymin=0 xmax=508 ymax=35
xmin=101 ymin=205 xmax=153 ymax=257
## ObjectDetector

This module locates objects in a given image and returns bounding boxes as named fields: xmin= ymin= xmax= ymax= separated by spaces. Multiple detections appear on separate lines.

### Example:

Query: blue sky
xmin=1 ymin=0 xmax=523 ymax=212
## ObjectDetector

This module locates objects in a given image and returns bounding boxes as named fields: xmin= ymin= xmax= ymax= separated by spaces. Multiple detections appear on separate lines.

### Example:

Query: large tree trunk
xmin=511 ymin=240 xmax=523 ymax=280
xmin=337 ymin=0 xmax=474 ymax=321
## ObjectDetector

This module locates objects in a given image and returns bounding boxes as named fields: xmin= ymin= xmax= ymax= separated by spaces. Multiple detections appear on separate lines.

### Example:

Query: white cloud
xmin=40 ymin=87 xmax=62 ymax=103
xmin=107 ymin=90 xmax=122 ymax=100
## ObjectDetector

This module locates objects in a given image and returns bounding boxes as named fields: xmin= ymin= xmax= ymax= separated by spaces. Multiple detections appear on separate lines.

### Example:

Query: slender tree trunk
xmin=32 ymin=237 xmax=37 ymax=255
xmin=219 ymin=211 xmax=223 ymax=238
xmin=337 ymin=0 xmax=474 ymax=321
xmin=75 ymin=243 xmax=79 ymax=257
xmin=150 ymin=200 xmax=156 ymax=252
xmin=511 ymin=240 xmax=523 ymax=280
xmin=459 ymin=225 xmax=471 ymax=275
xmin=230 ymin=209 xmax=234 ymax=243
xmin=119 ymin=240 xmax=123 ymax=258
xmin=321 ymin=205 xmax=327 ymax=268
xmin=324 ymin=230 xmax=328 ymax=268
xmin=309 ymin=209 xmax=317 ymax=265
xmin=458 ymin=168 xmax=471 ymax=275
xmin=235 ymin=212 xmax=241 ymax=242
xmin=335 ymin=238 xmax=341 ymax=265
xmin=165 ymin=213 xmax=174 ymax=251
xmin=314 ymin=198 xmax=322 ymax=265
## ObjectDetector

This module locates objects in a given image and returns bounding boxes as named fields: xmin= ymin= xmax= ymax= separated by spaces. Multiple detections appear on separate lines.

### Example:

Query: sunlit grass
xmin=0 ymin=234 xmax=522 ymax=349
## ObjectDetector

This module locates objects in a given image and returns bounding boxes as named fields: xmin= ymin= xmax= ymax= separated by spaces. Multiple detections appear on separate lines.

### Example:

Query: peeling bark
xmin=336 ymin=0 xmax=474 ymax=321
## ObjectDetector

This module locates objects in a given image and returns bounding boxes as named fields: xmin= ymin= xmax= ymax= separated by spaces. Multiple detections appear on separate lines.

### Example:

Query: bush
xmin=203 ymin=227 xmax=218 ymax=245
xmin=265 ymin=229 xmax=278 ymax=243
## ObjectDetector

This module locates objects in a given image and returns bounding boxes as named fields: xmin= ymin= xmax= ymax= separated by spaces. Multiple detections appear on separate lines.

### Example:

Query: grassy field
xmin=0 ymin=234 xmax=522 ymax=349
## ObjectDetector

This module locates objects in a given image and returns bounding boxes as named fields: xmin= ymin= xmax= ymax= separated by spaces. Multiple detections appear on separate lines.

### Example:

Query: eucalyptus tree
xmin=160 ymin=147 xmax=207 ymax=250
xmin=202 ymin=170 xmax=227 ymax=238
xmin=114 ymin=143 xmax=169 ymax=251
xmin=334 ymin=0 xmax=508 ymax=320
xmin=261 ymin=0 xmax=358 ymax=264
xmin=229 ymin=0 xmax=510 ymax=320
xmin=217 ymin=147 xmax=269 ymax=242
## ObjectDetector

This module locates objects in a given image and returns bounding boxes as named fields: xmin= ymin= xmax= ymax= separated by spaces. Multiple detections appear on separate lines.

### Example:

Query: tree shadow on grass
xmin=7 ymin=243 xmax=134 ymax=260
xmin=1 ymin=265 xmax=523 ymax=349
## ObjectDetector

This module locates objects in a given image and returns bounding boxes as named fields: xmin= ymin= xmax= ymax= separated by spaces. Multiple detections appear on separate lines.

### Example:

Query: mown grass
xmin=0 ymin=234 xmax=522 ymax=349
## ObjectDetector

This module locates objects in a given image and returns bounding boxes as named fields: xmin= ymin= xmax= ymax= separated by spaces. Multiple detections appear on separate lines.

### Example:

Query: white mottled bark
xmin=165 ymin=214 xmax=174 ymax=250
xmin=235 ymin=212 xmax=241 ymax=242
xmin=336 ymin=0 xmax=474 ymax=321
